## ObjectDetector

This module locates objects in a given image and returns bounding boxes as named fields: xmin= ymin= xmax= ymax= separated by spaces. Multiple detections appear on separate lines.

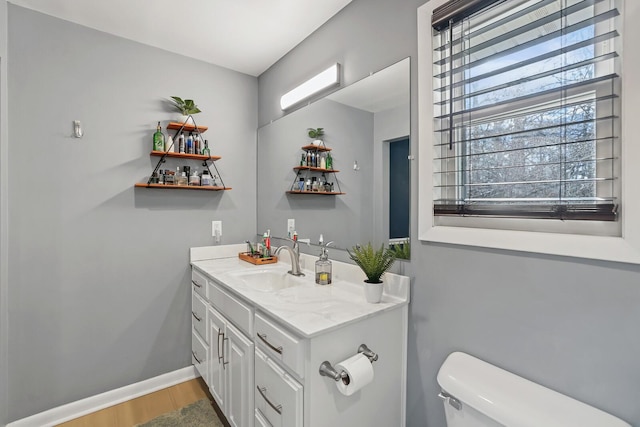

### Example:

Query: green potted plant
xmin=307 ymin=127 xmax=324 ymax=146
xmin=170 ymin=96 xmax=202 ymax=125
xmin=347 ymin=242 xmax=396 ymax=303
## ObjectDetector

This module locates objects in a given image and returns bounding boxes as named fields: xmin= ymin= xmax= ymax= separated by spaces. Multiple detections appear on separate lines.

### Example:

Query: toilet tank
xmin=437 ymin=352 xmax=631 ymax=427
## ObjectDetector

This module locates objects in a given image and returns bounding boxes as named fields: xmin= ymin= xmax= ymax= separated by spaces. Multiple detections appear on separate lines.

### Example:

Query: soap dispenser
xmin=315 ymin=236 xmax=333 ymax=285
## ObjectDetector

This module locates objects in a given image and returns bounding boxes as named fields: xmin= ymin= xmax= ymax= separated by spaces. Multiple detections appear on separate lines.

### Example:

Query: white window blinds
xmin=432 ymin=0 xmax=621 ymax=221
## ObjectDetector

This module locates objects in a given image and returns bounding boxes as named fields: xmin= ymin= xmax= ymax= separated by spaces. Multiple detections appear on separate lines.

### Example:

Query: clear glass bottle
xmin=153 ymin=122 xmax=165 ymax=152
xmin=315 ymin=247 xmax=332 ymax=285
xmin=189 ymin=169 xmax=200 ymax=186
xmin=201 ymin=170 xmax=212 ymax=186
xmin=203 ymin=140 xmax=211 ymax=157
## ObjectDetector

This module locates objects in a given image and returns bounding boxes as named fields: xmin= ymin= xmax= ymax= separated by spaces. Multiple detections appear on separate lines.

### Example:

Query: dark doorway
xmin=389 ymin=137 xmax=410 ymax=240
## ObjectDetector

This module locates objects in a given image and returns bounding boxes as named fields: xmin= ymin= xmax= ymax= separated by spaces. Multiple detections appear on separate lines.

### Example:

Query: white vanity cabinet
xmin=192 ymin=270 xmax=255 ymax=427
xmin=190 ymin=246 xmax=409 ymax=427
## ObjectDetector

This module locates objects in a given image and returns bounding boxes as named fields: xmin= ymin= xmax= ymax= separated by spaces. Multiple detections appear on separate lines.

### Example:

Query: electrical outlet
xmin=212 ymin=220 xmax=222 ymax=242
xmin=287 ymin=218 xmax=295 ymax=237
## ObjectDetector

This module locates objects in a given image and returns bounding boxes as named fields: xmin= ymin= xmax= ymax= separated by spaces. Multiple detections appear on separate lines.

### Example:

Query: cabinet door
xmin=208 ymin=306 xmax=226 ymax=411
xmin=225 ymin=323 xmax=254 ymax=427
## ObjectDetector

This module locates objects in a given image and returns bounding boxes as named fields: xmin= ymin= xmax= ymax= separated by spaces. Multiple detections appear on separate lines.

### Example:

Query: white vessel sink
xmin=228 ymin=268 xmax=306 ymax=292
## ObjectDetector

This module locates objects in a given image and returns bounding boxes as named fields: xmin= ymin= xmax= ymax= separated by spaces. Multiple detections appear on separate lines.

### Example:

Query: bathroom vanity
xmin=190 ymin=244 xmax=410 ymax=427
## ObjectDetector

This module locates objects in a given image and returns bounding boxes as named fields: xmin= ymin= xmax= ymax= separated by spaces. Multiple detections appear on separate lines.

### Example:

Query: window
xmin=418 ymin=0 xmax=640 ymax=263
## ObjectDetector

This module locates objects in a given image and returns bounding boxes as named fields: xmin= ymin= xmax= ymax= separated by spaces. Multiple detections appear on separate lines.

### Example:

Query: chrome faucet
xmin=275 ymin=238 xmax=309 ymax=277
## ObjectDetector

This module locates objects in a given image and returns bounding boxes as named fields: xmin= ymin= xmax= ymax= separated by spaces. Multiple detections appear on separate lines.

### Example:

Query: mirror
xmin=257 ymin=57 xmax=410 ymax=259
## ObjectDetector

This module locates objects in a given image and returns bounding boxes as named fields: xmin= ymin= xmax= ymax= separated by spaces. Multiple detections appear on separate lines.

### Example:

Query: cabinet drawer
xmin=208 ymin=280 xmax=252 ymax=336
xmin=192 ymin=330 xmax=208 ymax=381
xmin=255 ymin=312 xmax=305 ymax=378
xmin=255 ymin=348 xmax=303 ymax=427
xmin=255 ymin=408 xmax=273 ymax=427
xmin=191 ymin=293 xmax=208 ymax=343
xmin=191 ymin=269 xmax=207 ymax=299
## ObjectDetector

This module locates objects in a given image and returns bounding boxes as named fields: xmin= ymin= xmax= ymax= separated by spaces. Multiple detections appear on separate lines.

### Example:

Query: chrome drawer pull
xmin=192 ymin=311 xmax=202 ymax=322
xmin=192 ymin=350 xmax=202 ymax=364
xmin=257 ymin=386 xmax=282 ymax=415
xmin=191 ymin=280 xmax=202 ymax=288
xmin=217 ymin=329 xmax=224 ymax=363
xmin=222 ymin=336 xmax=229 ymax=368
xmin=257 ymin=333 xmax=283 ymax=355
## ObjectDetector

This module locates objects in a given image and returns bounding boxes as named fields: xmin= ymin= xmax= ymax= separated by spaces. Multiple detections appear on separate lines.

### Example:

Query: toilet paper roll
xmin=335 ymin=353 xmax=374 ymax=396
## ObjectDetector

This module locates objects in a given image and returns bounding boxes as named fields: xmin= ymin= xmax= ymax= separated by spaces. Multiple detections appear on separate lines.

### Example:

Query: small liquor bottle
xmin=153 ymin=122 xmax=165 ymax=151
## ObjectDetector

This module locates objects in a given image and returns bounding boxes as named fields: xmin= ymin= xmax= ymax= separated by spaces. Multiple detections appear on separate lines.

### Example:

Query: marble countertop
xmin=191 ymin=246 xmax=409 ymax=338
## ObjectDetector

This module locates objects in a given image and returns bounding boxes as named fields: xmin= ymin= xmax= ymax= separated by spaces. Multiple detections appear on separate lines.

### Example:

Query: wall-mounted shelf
xmin=150 ymin=151 xmax=221 ymax=161
xmin=301 ymin=144 xmax=331 ymax=152
xmin=166 ymin=122 xmax=209 ymax=133
xmin=293 ymin=166 xmax=340 ymax=173
xmin=288 ymin=143 xmax=344 ymax=195
xmin=135 ymin=183 xmax=230 ymax=191
xmin=286 ymin=190 xmax=345 ymax=195
xmin=136 ymin=115 xmax=229 ymax=191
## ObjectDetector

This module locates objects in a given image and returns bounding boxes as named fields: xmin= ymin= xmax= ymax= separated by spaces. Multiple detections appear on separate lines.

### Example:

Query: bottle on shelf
xmin=164 ymin=170 xmax=175 ymax=185
xmin=298 ymin=177 xmax=305 ymax=191
xmin=165 ymin=135 xmax=174 ymax=152
xmin=186 ymin=133 xmax=194 ymax=154
xmin=189 ymin=168 xmax=200 ymax=186
xmin=178 ymin=133 xmax=185 ymax=153
xmin=320 ymin=153 xmax=326 ymax=169
xmin=201 ymin=170 xmax=212 ymax=186
xmin=153 ymin=122 xmax=165 ymax=151
xmin=194 ymin=134 xmax=200 ymax=155
xmin=326 ymin=152 xmax=333 ymax=170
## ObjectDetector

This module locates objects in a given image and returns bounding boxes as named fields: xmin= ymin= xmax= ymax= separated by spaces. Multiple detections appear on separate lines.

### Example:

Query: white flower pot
xmin=177 ymin=114 xmax=194 ymax=125
xmin=364 ymin=281 xmax=384 ymax=304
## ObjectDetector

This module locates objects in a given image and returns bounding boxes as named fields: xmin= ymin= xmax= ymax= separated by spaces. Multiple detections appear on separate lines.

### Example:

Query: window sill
xmin=420 ymin=225 xmax=640 ymax=264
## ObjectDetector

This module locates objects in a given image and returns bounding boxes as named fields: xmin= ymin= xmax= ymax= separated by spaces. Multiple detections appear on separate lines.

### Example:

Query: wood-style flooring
xmin=57 ymin=377 xmax=214 ymax=427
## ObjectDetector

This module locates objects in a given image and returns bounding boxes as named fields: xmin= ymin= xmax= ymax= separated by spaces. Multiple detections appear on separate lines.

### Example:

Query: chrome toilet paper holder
xmin=319 ymin=343 xmax=378 ymax=381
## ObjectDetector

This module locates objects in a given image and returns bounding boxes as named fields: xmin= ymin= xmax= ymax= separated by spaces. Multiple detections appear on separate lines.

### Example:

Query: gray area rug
xmin=135 ymin=399 xmax=224 ymax=427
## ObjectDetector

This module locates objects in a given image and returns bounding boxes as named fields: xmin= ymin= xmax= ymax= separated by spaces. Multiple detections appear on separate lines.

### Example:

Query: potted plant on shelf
xmin=170 ymin=96 xmax=201 ymax=125
xmin=347 ymin=242 xmax=396 ymax=303
xmin=307 ymin=127 xmax=324 ymax=146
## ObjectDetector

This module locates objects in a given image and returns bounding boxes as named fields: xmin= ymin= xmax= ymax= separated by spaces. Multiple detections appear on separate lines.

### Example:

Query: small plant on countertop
xmin=347 ymin=242 xmax=396 ymax=283
xmin=170 ymin=96 xmax=202 ymax=115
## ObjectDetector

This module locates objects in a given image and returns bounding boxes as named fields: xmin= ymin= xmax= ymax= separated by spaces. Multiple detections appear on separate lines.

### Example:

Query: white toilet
xmin=437 ymin=352 xmax=631 ymax=427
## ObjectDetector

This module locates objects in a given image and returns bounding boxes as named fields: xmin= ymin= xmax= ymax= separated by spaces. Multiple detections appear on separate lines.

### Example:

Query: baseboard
xmin=7 ymin=365 xmax=199 ymax=427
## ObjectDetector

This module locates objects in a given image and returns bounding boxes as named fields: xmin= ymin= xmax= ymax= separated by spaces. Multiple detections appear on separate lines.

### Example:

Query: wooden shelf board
xmin=135 ymin=183 xmax=231 ymax=191
xmin=293 ymin=166 xmax=340 ymax=173
xmin=301 ymin=145 xmax=331 ymax=152
xmin=150 ymin=151 xmax=221 ymax=161
xmin=286 ymin=190 xmax=345 ymax=195
xmin=166 ymin=122 xmax=208 ymax=133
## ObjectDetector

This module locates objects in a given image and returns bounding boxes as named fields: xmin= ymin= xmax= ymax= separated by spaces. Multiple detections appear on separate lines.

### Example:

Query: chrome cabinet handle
xmin=257 ymin=333 xmax=283 ymax=355
xmin=257 ymin=386 xmax=282 ymax=414
xmin=217 ymin=328 xmax=224 ymax=363
xmin=192 ymin=311 xmax=202 ymax=322
xmin=192 ymin=280 xmax=202 ymax=288
xmin=222 ymin=336 xmax=229 ymax=369
xmin=192 ymin=350 xmax=202 ymax=364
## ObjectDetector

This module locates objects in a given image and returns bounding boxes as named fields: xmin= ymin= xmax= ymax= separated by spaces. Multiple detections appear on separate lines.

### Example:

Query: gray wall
xmin=0 ymin=0 xmax=8 ymax=424
xmin=6 ymin=5 xmax=257 ymax=423
xmin=258 ymin=0 xmax=640 ymax=426
xmin=257 ymin=99 xmax=374 ymax=249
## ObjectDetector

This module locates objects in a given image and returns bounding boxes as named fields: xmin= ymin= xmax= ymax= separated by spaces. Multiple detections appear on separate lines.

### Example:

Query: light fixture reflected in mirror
xmin=280 ymin=63 xmax=341 ymax=110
